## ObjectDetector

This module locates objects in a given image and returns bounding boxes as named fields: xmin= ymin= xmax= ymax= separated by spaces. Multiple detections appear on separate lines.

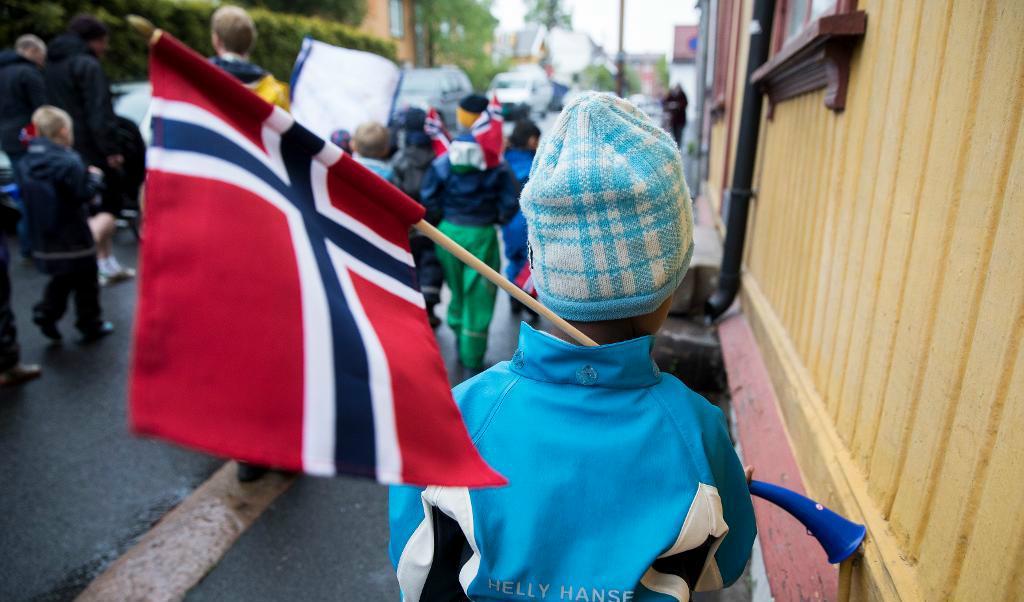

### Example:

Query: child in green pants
xmin=421 ymin=94 xmax=520 ymax=370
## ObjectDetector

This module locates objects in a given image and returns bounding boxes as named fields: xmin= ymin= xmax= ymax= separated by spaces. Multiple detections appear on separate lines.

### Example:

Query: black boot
xmin=237 ymin=461 xmax=270 ymax=482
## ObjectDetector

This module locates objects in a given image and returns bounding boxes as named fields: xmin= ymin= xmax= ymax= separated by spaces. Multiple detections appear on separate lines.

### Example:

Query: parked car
xmin=393 ymin=67 xmax=474 ymax=129
xmin=112 ymin=81 xmax=152 ymax=145
xmin=488 ymin=71 xmax=553 ymax=120
xmin=0 ymin=151 xmax=15 ymax=235
xmin=0 ymin=151 xmax=12 ymax=188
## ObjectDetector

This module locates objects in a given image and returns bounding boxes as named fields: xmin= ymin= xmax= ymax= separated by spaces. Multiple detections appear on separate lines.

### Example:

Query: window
xmin=389 ymin=0 xmax=405 ymax=38
xmin=774 ymin=0 xmax=855 ymax=49
xmin=710 ymin=0 xmax=736 ymax=116
xmin=752 ymin=0 xmax=865 ymax=113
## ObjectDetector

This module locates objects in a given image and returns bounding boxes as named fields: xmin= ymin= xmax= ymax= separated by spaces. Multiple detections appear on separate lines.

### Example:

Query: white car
xmin=489 ymin=72 xmax=553 ymax=120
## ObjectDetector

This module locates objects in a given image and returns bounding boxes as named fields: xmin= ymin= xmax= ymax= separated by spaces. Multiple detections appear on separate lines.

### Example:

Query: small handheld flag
xmin=130 ymin=31 xmax=504 ymax=488
xmin=424 ymin=107 xmax=450 ymax=158
xmin=470 ymin=94 xmax=505 ymax=169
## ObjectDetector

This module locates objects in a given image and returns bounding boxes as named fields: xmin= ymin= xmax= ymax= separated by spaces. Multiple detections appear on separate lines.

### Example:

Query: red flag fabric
xmin=130 ymin=32 xmax=505 ymax=488
xmin=514 ymin=261 xmax=537 ymax=298
xmin=424 ymin=107 xmax=450 ymax=158
xmin=470 ymin=94 xmax=505 ymax=169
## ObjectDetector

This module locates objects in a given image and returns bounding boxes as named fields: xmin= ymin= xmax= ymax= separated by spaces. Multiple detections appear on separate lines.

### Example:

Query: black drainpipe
xmin=705 ymin=0 xmax=776 ymax=320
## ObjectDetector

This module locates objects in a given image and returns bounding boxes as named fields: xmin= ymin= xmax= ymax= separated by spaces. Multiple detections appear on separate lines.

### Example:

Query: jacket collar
xmin=510 ymin=322 xmax=661 ymax=389
xmin=27 ymin=137 xmax=63 ymax=153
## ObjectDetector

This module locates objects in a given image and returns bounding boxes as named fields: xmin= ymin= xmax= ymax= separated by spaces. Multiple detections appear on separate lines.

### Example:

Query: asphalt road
xmin=0 ymin=233 xmax=223 ymax=601
xmin=0 ymin=229 xmax=527 ymax=602
xmin=187 ymin=287 xmax=526 ymax=601
xmin=1 ymin=112 xmax=550 ymax=602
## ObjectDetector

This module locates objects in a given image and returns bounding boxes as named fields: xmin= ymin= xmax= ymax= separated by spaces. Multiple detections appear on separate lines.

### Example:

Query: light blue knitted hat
xmin=520 ymin=92 xmax=694 ymax=322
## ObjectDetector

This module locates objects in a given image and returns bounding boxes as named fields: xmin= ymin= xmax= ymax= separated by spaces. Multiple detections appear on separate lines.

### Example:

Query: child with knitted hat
xmin=390 ymin=93 xmax=755 ymax=601
xmin=422 ymin=93 xmax=520 ymax=370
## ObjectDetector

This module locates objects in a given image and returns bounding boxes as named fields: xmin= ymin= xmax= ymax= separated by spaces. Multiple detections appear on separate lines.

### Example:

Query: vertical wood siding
xmin=734 ymin=0 xmax=1024 ymax=598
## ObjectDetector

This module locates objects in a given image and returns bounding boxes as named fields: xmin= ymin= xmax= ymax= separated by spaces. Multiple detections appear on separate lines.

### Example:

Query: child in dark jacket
xmin=501 ymin=119 xmax=540 ymax=301
xmin=17 ymin=105 xmax=112 ymax=341
xmin=421 ymin=94 xmax=520 ymax=371
xmin=392 ymin=108 xmax=444 ymax=326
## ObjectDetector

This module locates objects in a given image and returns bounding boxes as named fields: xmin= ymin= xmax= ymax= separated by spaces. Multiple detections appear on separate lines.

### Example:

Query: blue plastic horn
xmin=749 ymin=480 xmax=866 ymax=564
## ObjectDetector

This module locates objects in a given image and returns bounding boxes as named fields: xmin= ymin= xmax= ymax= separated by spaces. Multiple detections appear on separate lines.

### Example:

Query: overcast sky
xmin=492 ymin=0 xmax=701 ymax=57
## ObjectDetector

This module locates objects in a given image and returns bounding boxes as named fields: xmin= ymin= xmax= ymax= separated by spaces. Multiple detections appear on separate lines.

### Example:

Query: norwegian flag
xmin=18 ymin=123 xmax=36 ymax=147
xmin=424 ymin=107 xmax=450 ymax=158
xmin=470 ymin=94 xmax=504 ymax=169
xmin=513 ymin=262 xmax=537 ymax=298
xmin=130 ymin=32 xmax=504 ymax=488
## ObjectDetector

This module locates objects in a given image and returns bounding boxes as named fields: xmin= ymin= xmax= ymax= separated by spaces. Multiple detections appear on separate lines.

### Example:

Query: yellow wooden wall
xmin=706 ymin=0 xmax=754 ymax=215
xmin=719 ymin=0 xmax=1024 ymax=599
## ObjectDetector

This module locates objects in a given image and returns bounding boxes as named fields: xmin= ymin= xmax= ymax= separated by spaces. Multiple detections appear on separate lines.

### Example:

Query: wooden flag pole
xmin=126 ymin=14 xmax=597 ymax=348
xmin=414 ymin=221 xmax=597 ymax=347
xmin=128 ymin=15 xmax=161 ymax=45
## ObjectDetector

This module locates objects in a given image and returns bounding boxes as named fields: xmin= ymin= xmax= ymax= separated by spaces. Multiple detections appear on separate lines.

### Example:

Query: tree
xmin=625 ymin=65 xmax=642 ymax=96
xmin=242 ymin=0 xmax=367 ymax=25
xmin=416 ymin=0 xmax=499 ymax=89
xmin=524 ymin=0 xmax=571 ymax=30
xmin=580 ymin=64 xmax=615 ymax=91
xmin=655 ymin=55 xmax=669 ymax=92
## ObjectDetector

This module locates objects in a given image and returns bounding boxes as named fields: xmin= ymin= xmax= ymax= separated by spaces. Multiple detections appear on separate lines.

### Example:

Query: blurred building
xmin=670 ymin=25 xmax=699 ymax=117
xmin=701 ymin=0 xmax=1024 ymax=600
xmin=492 ymin=25 xmax=549 ymax=65
xmin=546 ymin=28 xmax=610 ymax=85
xmin=361 ymin=0 xmax=417 ymax=64
xmin=624 ymin=53 xmax=666 ymax=98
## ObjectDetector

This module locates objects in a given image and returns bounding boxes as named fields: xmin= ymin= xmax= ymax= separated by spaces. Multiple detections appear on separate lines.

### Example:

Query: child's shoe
xmin=80 ymin=321 xmax=114 ymax=343
xmin=99 ymin=257 xmax=136 ymax=285
xmin=0 ymin=363 xmax=42 ymax=387
xmin=34 ymin=318 xmax=62 ymax=341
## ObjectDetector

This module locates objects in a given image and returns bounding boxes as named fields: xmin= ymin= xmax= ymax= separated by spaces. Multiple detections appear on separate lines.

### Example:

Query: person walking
xmin=209 ymin=5 xmax=290 ymax=110
xmin=209 ymin=4 xmax=291 ymax=483
xmin=0 ymin=215 xmax=42 ymax=386
xmin=663 ymin=84 xmax=688 ymax=148
xmin=392 ymin=108 xmax=444 ymax=326
xmin=0 ymin=34 xmax=48 ymax=261
xmin=18 ymin=106 xmax=113 ymax=343
xmin=45 ymin=14 xmax=134 ymax=284
xmin=421 ymin=94 xmax=520 ymax=373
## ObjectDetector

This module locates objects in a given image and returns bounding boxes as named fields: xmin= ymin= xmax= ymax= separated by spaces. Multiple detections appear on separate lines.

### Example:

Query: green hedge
xmin=0 ymin=0 xmax=396 ymax=82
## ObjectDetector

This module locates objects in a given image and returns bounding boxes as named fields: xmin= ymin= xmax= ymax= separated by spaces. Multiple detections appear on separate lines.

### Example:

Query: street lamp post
xmin=615 ymin=0 xmax=625 ymax=97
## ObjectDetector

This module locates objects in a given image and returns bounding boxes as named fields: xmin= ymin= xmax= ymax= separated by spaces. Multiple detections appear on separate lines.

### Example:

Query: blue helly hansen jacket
xmin=390 ymin=323 xmax=756 ymax=601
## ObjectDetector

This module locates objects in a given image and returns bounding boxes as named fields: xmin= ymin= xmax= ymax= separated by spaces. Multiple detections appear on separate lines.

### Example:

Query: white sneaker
xmin=100 ymin=265 xmax=136 ymax=284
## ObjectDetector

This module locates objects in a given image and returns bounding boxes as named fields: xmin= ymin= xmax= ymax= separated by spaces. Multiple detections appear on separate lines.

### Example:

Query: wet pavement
xmin=187 ymin=286 xmax=529 ymax=601
xmin=0 ymin=233 xmax=223 ymax=601
xmin=0 ymin=229 xmax=530 ymax=601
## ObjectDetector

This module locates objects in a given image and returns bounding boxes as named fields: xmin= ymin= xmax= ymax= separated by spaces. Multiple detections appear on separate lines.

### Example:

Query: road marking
xmin=76 ymin=462 xmax=296 ymax=602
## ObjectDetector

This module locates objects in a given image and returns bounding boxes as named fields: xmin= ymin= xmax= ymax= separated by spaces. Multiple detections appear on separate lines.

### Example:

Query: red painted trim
xmin=718 ymin=313 xmax=838 ymax=601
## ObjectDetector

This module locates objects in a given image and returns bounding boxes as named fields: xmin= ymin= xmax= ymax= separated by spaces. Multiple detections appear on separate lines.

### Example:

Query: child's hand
xmin=744 ymin=465 xmax=754 ymax=484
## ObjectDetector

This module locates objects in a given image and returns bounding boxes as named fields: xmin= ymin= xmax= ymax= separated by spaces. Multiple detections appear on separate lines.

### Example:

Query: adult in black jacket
xmin=45 ymin=14 xmax=134 ymax=283
xmin=0 ymin=35 xmax=47 ymax=159
xmin=0 ymin=34 xmax=48 ymax=259
xmin=44 ymin=17 xmax=120 ymax=174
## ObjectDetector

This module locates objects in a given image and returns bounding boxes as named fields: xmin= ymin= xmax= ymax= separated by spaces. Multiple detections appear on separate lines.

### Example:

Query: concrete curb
xmin=76 ymin=462 xmax=296 ymax=602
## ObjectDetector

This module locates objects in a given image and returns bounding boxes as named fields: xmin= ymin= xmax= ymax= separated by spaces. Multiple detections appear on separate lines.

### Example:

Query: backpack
xmin=393 ymin=146 xmax=435 ymax=202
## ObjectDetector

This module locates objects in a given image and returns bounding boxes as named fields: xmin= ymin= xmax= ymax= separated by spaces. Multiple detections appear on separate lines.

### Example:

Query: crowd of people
xmin=347 ymin=97 xmax=542 ymax=375
xmin=0 ymin=15 xmax=141 ymax=387
xmin=2 ymin=8 xmax=757 ymax=600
